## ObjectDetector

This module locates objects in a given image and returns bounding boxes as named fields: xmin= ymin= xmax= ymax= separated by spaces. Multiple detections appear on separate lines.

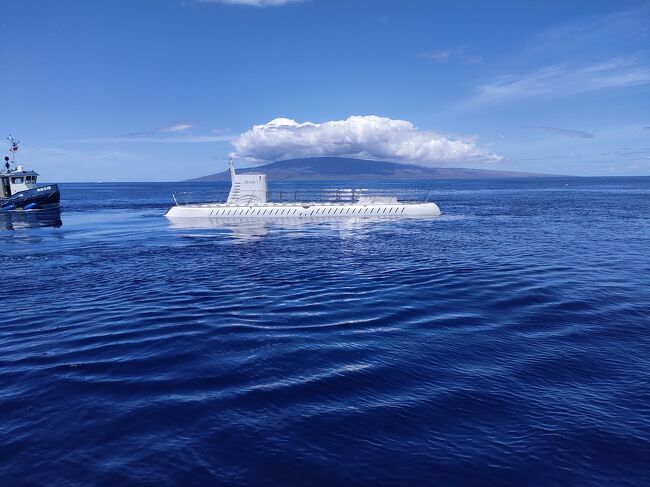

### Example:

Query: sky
xmin=1 ymin=0 xmax=649 ymax=181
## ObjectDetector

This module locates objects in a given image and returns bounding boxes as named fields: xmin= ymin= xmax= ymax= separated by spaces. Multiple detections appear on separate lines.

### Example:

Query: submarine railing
xmin=171 ymin=188 xmax=434 ymax=206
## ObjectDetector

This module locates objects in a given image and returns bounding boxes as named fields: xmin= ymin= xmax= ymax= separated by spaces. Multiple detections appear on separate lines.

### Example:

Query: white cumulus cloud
xmin=230 ymin=115 xmax=502 ymax=166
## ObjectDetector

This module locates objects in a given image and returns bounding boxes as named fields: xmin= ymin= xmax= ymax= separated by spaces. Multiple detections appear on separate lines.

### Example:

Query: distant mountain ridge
xmin=186 ymin=157 xmax=556 ymax=181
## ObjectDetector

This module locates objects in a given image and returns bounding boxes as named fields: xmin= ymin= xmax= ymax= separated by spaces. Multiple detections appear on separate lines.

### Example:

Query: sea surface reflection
xmin=165 ymin=215 xmax=430 ymax=242
xmin=0 ymin=208 xmax=62 ymax=230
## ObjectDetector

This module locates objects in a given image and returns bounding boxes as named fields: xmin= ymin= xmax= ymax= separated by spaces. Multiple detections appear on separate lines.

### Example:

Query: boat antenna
xmin=6 ymin=135 xmax=19 ymax=166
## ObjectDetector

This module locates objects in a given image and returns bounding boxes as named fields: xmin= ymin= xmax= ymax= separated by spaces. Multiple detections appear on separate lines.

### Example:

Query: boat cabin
xmin=1 ymin=164 xmax=39 ymax=198
xmin=226 ymin=159 xmax=267 ymax=205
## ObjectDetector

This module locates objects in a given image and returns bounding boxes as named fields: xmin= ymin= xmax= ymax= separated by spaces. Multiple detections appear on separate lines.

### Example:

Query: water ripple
xmin=1 ymin=178 xmax=650 ymax=485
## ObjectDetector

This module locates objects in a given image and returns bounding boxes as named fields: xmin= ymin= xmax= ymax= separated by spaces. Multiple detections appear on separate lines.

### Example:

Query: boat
xmin=165 ymin=159 xmax=441 ymax=219
xmin=1 ymin=136 xmax=61 ymax=211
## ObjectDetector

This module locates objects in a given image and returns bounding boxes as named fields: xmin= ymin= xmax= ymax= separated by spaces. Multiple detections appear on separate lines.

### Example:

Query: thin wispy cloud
xmin=457 ymin=4 xmax=650 ymax=110
xmin=538 ymin=4 xmax=650 ymax=56
xmin=80 ymin=134 xmax=234 ymax=144
xmin=123 ymin=121 xmax=195 ymax=138
xmin=468 ymin=58 xmax=650 ymax=105
xmin=533 ymin=147 xmax=650 ymax=164
xmin=159 ymin=121 xmax=194 ymax=133
xmin=530 ymin=126 xmax=595 ymax=138
xmin=199 ymin=0 xmax=301 ymax=6
xmin=230 ymin=115 xmax=502 ymax=165
xmin=419 ymin=46 xmax=481 ymax=64
xmin=76 ymin=121 xmax=234 ymax=144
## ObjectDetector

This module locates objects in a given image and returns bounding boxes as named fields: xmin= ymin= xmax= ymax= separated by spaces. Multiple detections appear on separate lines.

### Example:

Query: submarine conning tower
xmin=226 ymin=158 xmax=268 ymax=205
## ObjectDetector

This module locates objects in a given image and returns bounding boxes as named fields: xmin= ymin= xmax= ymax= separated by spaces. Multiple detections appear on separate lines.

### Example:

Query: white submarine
xmin=165 ymin=159 xmax=441 ymax=219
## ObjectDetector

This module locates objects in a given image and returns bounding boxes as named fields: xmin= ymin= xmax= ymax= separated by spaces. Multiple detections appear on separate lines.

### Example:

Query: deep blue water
xmin=1 ymin=177 xmax=650 ymax=486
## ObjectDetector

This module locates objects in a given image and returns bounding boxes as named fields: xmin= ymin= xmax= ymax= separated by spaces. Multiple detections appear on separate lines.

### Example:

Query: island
xmin=186 ymin=157 xmax=556 ymax=182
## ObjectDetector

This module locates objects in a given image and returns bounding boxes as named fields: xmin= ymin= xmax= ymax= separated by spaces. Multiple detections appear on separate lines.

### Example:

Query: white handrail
xmin=171 ymin=188 xmax=434 ymax=206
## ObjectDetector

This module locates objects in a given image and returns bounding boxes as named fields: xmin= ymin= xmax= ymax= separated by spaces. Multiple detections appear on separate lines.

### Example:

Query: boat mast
xmin=6 ymin=135 xmax=19 ymax=167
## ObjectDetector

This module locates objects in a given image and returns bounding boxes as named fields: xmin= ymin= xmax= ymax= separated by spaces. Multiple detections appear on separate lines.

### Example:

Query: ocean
xmin=1 ymin=177 xmax=649 ymax=486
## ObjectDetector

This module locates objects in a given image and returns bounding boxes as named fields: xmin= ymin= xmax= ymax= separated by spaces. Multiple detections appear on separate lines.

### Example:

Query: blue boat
xmin=1 ymin=136 xmax=61 ymax=211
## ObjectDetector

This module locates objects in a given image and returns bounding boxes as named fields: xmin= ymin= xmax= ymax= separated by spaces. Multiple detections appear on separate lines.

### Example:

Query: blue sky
xmin=1 ymin=0 xmax=649 ymax=181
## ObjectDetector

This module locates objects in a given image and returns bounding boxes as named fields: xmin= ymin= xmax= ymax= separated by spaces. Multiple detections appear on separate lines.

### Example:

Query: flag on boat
xmin=7 ymin=136 xmax=19 ymax=152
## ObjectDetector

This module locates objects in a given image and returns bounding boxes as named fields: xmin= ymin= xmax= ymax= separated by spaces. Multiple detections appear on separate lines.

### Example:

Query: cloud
xmin=468 ymin=58 xmax=650 ymax=105
xmin=419 ymin=46 xmax=482 ymax=64
xmin=78 ymin=134 xmax=234 ymax=144
xmin=82 ymin=121 xmax=234 ymax=143
xmin=200 ymin=0 xmax=300 ymax=6
xmin=456 ymin=6 xmax=650 ymax=109
xmin=530 ymin=126 xmax=595 ymax=138
xmin=229 ymin=115 xmax=502 ymax=165
xmin=538 ymin=4 xmax=649 ymax=55
xmin=122 ymin=121 xmax=195 ymax=138
xmin=159 ymin=121 xmax=194 ymax=133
